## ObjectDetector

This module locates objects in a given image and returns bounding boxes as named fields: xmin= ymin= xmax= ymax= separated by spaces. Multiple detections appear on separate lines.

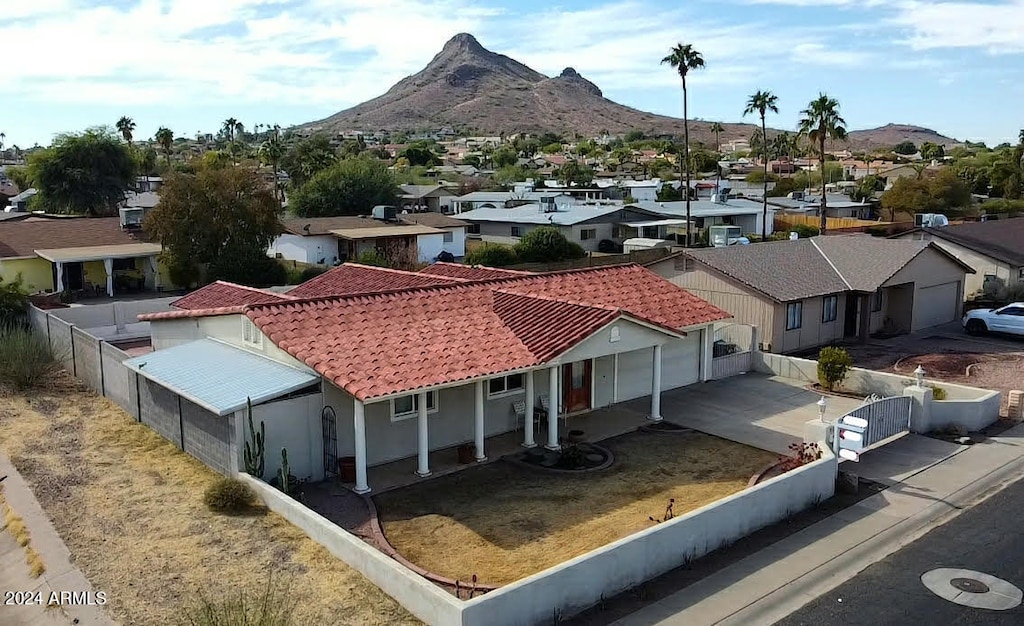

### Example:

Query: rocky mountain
xmin=845 ymin=124 xmax=961 ymax=150
xmin=300 ymin=34 xmax=960 ymax=151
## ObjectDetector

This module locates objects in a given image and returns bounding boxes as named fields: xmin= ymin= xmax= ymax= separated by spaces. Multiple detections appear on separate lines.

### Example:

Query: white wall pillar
xmin=523 ymin=371 xmax=536 ymax=448
xmin=700 ymin=326 xmax=714 ymax=382
xmin=148 ymin=255 xmax=162 ymax=290
xmin=613 ymin=353 xmax=619 ymax=403
xmin=103 ymin=257 xmax=114 ymax=297
xmin=650 ymin=344 xmax=663 ymax=422
xmin=416 ymin=392 xmax=430 ymax=477
xmin=474 ymin=381 xmax=486 ymax=461
xmin=55 ymin=261 xmax=64 ymax=293
xmin=546 ymin=366 xmax=560 ymax=450
xmin=353 ymin=399 xmax=370 ymax=494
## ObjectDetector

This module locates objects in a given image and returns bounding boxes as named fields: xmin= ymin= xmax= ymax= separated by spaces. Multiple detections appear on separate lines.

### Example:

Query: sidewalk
xmin=0 ymin=453 xmax=113 ymax=626
xmin=610 ymin=423 xmax=1024 ymax=626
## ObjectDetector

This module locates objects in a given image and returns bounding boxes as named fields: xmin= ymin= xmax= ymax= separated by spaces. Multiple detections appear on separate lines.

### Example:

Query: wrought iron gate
xmin=321 ymin=405 xmax=338 ymax=477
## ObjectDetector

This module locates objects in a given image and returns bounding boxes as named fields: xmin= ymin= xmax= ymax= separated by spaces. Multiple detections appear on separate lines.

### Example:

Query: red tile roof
xmin=171 ymin=281 xmax=295 ymax=310
xmin=286 ymin=263 xmax=464 ymax=299
xmin=418 ymin=262 xmax=535 ymax=281
xmin=243 ymin=264 xmax=729 ymax=400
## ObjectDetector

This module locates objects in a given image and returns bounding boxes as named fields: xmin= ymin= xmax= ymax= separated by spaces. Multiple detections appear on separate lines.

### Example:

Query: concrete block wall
xmin=72 ymin=327 xmax=101 ymax=393
xmin=139 ymin=377 xmax=182 ymax=446
xmin=48 ymin=317 xmax=74 ymax=373
xmin=100 ymin=343 xmax=137 ymax=419
xmin=181 ymin=398 xmax=234 ymax=475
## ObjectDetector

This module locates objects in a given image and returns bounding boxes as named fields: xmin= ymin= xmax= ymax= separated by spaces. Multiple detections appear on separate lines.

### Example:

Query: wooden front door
xmin=562 ymin=360 xmax=592 ymax=414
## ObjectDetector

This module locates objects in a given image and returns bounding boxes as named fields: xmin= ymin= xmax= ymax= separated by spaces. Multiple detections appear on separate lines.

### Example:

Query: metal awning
xmin=622 ymin=219 xmax=690 ymax=228
xmin=35 ymin=243 xmax=162 ymax=263
xmin=330 ymin=225 xmax=445 ymax=240
xmin=122 ymin=339 xmax=319 ymax=416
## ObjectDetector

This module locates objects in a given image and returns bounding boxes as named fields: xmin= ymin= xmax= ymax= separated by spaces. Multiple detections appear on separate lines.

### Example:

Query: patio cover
xmin=122 ymin=339 xmax=319 ymax=416
xmin=623 ymin=219 xmax=690 ymax=228
xmin=329 ymin=225 xmax=445 ymax=240
xmin=35 ymin=243 xmax=162 ymax=263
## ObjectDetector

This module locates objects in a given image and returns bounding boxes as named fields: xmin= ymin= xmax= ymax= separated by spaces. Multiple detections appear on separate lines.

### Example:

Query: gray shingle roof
xmin=914 ymin=218 xmax=1024 ymax=267
xmin=811 ymin=236 xmax=930 ymax=292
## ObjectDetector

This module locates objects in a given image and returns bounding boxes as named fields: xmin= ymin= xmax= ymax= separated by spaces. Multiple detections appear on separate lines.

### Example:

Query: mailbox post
xmin=836 ymin=415 xmax=868 ymax=462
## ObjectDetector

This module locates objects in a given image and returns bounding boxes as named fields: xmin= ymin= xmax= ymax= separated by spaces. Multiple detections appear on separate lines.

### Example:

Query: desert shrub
xmin=465 ymin=244 xmax=518 ymax=267
xmin=0 ymin=326 xmax=60 ymax=390
xmin=559 ymin=443 xmax=586 ymax=469
xmin=817 ymin=346 xmax=853 ymax=391
xmin=181 ymin=576 xmax=296 ymax=626
xmin=0 ymin=274 xmax=29 ymax=329
xmin=203 ymin=477 xmax=255 ymax=514
xmin=514 ymin=226 xmax=586 ymax=263
xmin=283 ymin=266 xmax=304 ymax=285
xmin=355 ymin=249 xmax=391 ymax=268
xmin=791 ymin=224 xmax=820 ymax=238
xmin=931 ymin=386 xmax=948 ymax=401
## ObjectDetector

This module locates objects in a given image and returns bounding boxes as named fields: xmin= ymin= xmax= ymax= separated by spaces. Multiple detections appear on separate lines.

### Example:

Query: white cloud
xmin=887 ymin=0 xmax=1024 ymax=54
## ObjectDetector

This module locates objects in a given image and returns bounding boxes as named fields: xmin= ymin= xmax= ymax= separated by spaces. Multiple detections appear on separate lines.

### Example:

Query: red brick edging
xmin=748 ymin=460 xmax=787 ymax=487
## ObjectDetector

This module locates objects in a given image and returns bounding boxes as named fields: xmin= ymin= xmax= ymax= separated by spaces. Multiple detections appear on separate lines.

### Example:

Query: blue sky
xmin=4 ymin=0 xmax=1024 ymax=149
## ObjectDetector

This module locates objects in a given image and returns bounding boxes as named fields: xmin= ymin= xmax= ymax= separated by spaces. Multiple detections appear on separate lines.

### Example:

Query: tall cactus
xmin=243 ymin=397 xmax=265 ymax=478
xmin=278 ymin=448 xmax=291 ymax=496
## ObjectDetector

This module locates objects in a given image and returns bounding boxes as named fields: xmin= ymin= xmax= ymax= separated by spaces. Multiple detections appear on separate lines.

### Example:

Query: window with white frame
xmin=786 ymin=301 xmax=803 ymax=330
xmin=872 ymin=289 xmax=883 ymax=312
xmin=580 ymin=228 xmax=597 ymax=241
xmin=391 ymin=391 xmax=438 ymax=421
xmin=443 ymin=231 xmax=454 ymax=243
xmin=241 ymin=317 xmax=262 ymax=348
xmin=488 ymin=373 xmax=525 ymax=397
xmin=511 ymin=226 xmax=523 ymax=238
xmin=822 ymin=295 xmax=838 ymax=323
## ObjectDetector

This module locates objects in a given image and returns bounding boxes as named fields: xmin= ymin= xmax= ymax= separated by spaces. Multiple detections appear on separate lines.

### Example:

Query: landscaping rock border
xmin=505 ymin=443 xmax=615 ymax=474
xmin=748 ymin=460 xmax=787 ymax=487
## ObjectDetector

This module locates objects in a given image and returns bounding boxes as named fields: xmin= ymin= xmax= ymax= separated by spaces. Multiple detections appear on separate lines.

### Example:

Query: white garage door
xmin=915 ymin=282 xmax=959 ymax=329
xmin=660 ymin=334 xmax=701 ymax=391
xmin=615 ymin=335 xmax=702 ymax=402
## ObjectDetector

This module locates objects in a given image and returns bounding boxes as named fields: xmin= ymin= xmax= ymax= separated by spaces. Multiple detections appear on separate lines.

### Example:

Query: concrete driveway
xmin=624 ymin=374 xmax=865 ymax=455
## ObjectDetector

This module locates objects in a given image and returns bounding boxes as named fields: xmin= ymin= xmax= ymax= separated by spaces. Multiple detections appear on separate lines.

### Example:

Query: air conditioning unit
xmin=787 ymin=191 xmax=805 ymax=201
xmin=540 ymin=196 xmax=557 ymax=213
xmin=915 ymin=213 xmax=949 ymax=228
xmin=119 ymin=207 xmax=147 ymax=230
xmin=371 ymin=205 xmax=398 ymax=221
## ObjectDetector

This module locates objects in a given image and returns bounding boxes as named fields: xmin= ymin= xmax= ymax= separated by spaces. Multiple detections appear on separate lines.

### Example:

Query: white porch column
xmin=700 ymin=326 xmax=715 ymax=382
xmin=474 ymin=381 xmax=487 ymax=461
xmin=650 ymin=344 xmax=663 ymax=422
xmin=55 ymin=261 xmax=65 ymax=293
xmin=546 ymin=365 xmax=560 ymax=450
xmin=103 ymin=258 xmax=114 ymax=297
xmin=416 ymin=392 xmax=430 ymax=477
xmin=148 ymin=255 xmax=162 ymax=290
xmin=523 ymin=371 xmax=536 ymax=448
xmin=353 ymin=399 xmax=370 ymax=494
xmin=613 ymin=353 xmax=619 ymax=403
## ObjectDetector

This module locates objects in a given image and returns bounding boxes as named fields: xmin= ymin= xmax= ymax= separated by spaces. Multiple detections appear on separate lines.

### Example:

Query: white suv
xmin=963 ymin=303 xmax=1024 ymax=337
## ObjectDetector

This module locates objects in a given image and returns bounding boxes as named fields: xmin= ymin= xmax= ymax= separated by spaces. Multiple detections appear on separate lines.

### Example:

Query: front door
xmin=844 ymin=295 xmax=859 ymax=338
xmin=562 ymin=360 xmax=592 ymax=414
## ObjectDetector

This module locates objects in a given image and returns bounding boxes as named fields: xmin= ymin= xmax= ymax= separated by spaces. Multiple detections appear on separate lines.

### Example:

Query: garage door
xmin=915 ymin=282 xmax=959 ymax=329
xmin=617 ymin=348 xmax=654 ymax=402
xmin=660 ymin=334 xmax=701 ymax=391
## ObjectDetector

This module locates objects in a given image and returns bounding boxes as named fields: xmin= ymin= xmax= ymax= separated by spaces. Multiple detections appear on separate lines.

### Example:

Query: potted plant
xmin=457 ymin=443 xmax=476 ymax=464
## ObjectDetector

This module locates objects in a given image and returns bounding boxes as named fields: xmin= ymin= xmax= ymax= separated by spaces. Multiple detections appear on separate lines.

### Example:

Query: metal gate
xmin=321 ymin=405 xmax=338 ymax=477
xmin=848 ymin=395 xmax=912 ymax=448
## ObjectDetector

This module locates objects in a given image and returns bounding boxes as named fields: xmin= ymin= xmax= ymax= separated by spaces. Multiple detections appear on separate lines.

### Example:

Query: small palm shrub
xmin=203 ymin=477 xmax=255 ymax=514
xmin=0 ymin=325 xmax=60 ymax=390
xmin=817 ymin=346 xmax=853 ymax=392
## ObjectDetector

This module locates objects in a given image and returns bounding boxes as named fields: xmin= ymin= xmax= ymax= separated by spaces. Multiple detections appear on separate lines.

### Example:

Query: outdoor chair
xmin=512 ymin=399 xmax=542 ymax=433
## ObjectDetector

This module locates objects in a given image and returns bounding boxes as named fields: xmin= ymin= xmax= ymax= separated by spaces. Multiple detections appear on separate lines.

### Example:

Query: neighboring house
xmin=394 ymin=212 xmax=467 ymax=259
xmin=398 ymin=184 xmax=456 ymax=213
xmin=628 ymin=198 xmax=775 ymax=239
xmin=646 ymin=236 xmax=973 ymax=354
xmin=134 ymin=263 xmax=730 ymax=492
xmin=0 ymin=215 xmax=165 ymax=296
xmin=457 ymin=203 xmax=662 ymax=252
xmin=452 ymin=191 xmax=574 ymax=213
xmin=269 ymin=215 xmax=463 ymax=265
xmin=894 ymin=218 xmax=1024 ymax=297
xmin=766 ymin=193 xmax=871 ymax=219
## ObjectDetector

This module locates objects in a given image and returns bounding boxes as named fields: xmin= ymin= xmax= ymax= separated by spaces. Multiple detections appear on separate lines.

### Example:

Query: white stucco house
xmin=134 ymin=262 xmax=731 ymax=493
xmin=269 ymin=214 xmax=468 ymax=265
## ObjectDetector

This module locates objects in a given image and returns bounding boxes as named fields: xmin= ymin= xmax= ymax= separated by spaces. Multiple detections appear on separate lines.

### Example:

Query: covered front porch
xmin=38 ymin=243 xmax=164 ymax=298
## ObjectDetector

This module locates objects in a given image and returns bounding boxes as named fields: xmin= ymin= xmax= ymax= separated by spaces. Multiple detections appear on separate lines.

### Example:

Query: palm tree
xmin=1019 ymin=128 xmax=1024 ymax=146
xmin=222 ymin=117 xmax=239 ymax=143
xmin=116 ymin=116 xmax=135 ymax=145
xmin=709 ymin=122 xmax=724 ymax=153
xmin=743 ymin=91 xmax=779 ymax=240
xmin=798 ymin=94 xmax=847 ymax=234
xmin=661 ymin=43 xmax=705 ymax=247
xmin=258 ymin=125 xmax=285 ymax=202
xmin=155 ymin=127 xmax=174 ymax=165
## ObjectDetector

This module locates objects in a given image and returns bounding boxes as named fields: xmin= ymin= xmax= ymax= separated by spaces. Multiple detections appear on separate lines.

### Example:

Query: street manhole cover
xmin=950 ymin=578 xmax=990 ymax=594
xmin=922 ymin=568 xmax=1023 ymax=610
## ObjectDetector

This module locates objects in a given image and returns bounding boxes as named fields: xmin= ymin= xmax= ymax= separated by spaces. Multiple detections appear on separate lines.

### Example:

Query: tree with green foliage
xmin=798 ymin=94 xmax=848 ymax=233
xmin=513 ymin=226 xmax=586 ymax=263
xmin=492 ymin=146 xmax=518 ymax=168
xmin=662 ymin=42 xmax=705 ymax=247
xmin=493 ymin=165 xmax=532 ymax=188
xmin=465 ymin=244 xmax=518 ymax=267
xmin=624 ymin=130 xmax=646 ymax=143
xmin=710 ymin=122 xmax=724 ymax=153
xmin=399 ymin=141 xmax=440 ymax=167
xmin=143 ymin=165 xmax=283 ymax=288
xmin=116 ymin=116 xmax=136 ymax=146
xmin=27 ymin=128 xmax=137 ymax=216
xmin=5 ymin=165 xmax=30 ymax=192
xmin=289 ymin=158 xmax=397 ymax=218
xmin=817 ymin=346 xmax=852 ymax=392
xmin=893 ymin=141 xmax=917 ymax=155
xmin=743 ymin=90 xmax=779 ymax=241
xmin=257 ymin=126 xmax=285 ymax=202
xmin=0 ymin=274 xmax=29 ymax=329
xmin=556 ymin=160 xmax=594 ymax=187
xmin=848 ymin=175 xmax=884 ymax=203
xmin=281 ymin=134 xmax=337 ymax=189
xmin=920 ymin=142 xmax=945 ymax=161
xmin=155 ymin=127 xmax=174 ymax=165
xmin=745 ymin=169 xmax=779 ymax=184
xmin=541 ymin=142 xmax=563 ymax=155
xmin=880 ymin=168 xmax=971 ymax=221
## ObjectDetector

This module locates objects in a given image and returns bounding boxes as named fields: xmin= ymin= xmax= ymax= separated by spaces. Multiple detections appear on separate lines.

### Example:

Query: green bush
xmin=283 ymin=266 xmax=304 ymax=285
xmin=465 ymin=244 xmax=519 ymax=267
xmin=931 ymin=386 xmax=948 ymax=401
xmin=0 ymin=326 xmax=60 ymax=390
xmin=298 ymin=266 xmax=328 ymax=282
xmin=203 ymin=477 xmax=256 ymax=514
xmin=817 ymin=346 xmax=853 ymax=392
xmin=791 ymin=224 xmax=820 ymax=238
xmin=514 ymin=226 xmax=586 ymax=263
xmin=0 ymin=274 xmax=29 ymax=329
xmin=181 ymin=577 xmax=296 ymax=626
xmin=355 ymin=249 xmax=391 ymax=268
xmin=207 ymin=252 xmax=288 ymax=288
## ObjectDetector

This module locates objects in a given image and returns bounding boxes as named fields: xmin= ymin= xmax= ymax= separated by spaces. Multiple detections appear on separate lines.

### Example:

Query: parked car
xmin=962 ymin=302 xmax=1024 ymax=337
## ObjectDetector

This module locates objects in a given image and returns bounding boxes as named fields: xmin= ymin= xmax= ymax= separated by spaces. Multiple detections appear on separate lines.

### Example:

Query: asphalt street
xmin=775 ymin=475 xmax=1024 ymax=626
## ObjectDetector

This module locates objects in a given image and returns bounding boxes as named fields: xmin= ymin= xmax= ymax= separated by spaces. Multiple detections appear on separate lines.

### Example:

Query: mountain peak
xmin=560 ymin=67 xmax=581 ymax=78
xmin=443 ymin=33 xmax=485 ymax=54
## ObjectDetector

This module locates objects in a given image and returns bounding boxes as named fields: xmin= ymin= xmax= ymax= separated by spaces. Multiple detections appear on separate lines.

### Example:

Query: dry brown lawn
xmin=375 ymin=432 xmax=775 ymax=586
xmin=0 ymin=374 xmax=419 ymax=626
